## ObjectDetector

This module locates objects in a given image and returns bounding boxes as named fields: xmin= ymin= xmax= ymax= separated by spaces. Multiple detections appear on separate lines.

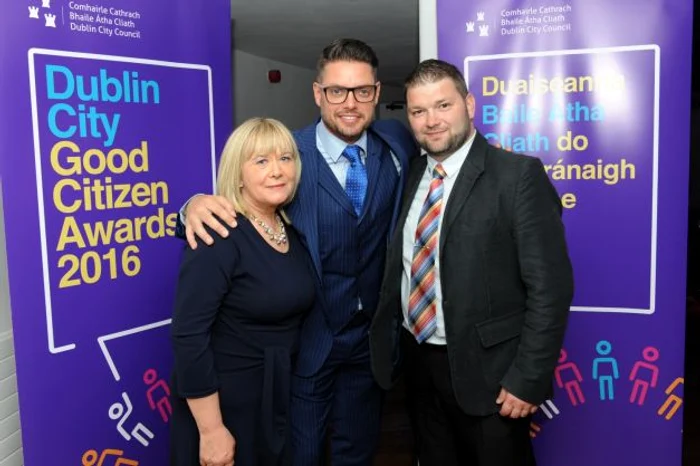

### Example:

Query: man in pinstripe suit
xmin=178 ymin=39 xmax=417 ymax=466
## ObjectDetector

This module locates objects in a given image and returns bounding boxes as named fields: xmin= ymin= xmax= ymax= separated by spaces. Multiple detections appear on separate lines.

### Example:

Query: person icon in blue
xmin=592 ymin=340 xmax=619 ymax=401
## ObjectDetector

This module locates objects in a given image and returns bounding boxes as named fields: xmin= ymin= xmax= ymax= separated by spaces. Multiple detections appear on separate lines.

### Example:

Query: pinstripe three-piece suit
xmin=285 ymin=119 xmax=416 ymax=465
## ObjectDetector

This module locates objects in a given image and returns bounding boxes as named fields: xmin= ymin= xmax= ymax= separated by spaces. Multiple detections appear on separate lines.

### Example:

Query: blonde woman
xmin=170 ymin=118 xmax=315 ymax=466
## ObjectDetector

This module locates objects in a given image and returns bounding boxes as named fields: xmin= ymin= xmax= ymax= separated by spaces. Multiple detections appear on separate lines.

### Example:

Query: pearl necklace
xmin=252 ymin=214 xmax=287 ymax=245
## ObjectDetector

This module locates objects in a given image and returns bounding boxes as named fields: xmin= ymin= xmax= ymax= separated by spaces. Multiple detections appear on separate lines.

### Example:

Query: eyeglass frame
xmin=315 ymin=83 xmax=380 ymax=104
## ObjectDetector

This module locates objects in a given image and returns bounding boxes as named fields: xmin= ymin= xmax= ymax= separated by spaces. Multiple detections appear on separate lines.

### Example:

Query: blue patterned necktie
xmin=342 ymin=144 xmax=368 ymax=216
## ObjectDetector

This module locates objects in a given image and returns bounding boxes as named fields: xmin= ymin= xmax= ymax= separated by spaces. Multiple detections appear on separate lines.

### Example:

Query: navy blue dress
xmin=169 ymin=216 xmax=315 ymax=466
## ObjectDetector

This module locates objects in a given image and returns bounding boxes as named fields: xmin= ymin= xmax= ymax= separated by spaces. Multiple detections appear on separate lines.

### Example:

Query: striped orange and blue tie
xmin=408 ymin=163 xmax=446 ymax=343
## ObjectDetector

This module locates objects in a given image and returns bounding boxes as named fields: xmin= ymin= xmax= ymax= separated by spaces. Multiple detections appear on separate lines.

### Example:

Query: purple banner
xmin=437 ymin=1 xmax=691 ymax=465
xmin=1 ymin=1 xmax=231 ymax=464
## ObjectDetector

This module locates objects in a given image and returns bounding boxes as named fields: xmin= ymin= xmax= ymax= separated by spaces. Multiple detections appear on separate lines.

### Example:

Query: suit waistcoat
xmin=317 ymin=131 xmax=399 ymax=331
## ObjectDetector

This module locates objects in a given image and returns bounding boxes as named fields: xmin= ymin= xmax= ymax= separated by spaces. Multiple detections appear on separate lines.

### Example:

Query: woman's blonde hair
xmin=216 ymin=117 xmax=301 ymax=221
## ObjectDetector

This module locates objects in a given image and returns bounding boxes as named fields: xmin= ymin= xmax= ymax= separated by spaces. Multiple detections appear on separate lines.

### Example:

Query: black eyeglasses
xmin=318 ymin=84 xmax=378 ymax=104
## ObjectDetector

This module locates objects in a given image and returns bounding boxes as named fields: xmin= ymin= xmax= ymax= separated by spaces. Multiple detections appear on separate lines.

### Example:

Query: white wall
xmin=419 ymin=0 xmax=438 ymax=60
xmin=0 ymin=184 xmax=22 ymax=466
xmin=233 ymin=50 xmax=320 ymax=130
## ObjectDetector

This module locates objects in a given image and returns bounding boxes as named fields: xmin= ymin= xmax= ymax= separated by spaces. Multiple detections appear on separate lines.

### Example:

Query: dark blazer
xmin=286 ymin=118 xmax=416 ymax=377
xmin=369 ymin=132 xmax=574 ymax=416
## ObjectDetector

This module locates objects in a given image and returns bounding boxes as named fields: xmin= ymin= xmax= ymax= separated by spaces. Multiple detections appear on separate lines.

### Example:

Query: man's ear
xmin=465 ymin=92 xmax=476 ymax=120
xmin=313 ymin=82 xmax=323 ymax=108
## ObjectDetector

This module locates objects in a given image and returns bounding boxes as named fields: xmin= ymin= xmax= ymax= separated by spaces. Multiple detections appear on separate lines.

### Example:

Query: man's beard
xmin=421 ymin=129 xmax=469 ymax=159
xmin=322 ymin=113 xmax=372 ymax=143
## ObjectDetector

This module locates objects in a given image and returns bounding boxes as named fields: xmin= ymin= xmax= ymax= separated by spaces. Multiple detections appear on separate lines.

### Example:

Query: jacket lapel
xmin=288 ymin=124 xmax=323 ymax=281
xmin=439 ymin=132 xmax=487 ymax=255
xmin=383 ymin=154 xmax=425 ymax=295
xmin=359 ymin=131 xmax=382 ymax=222
xmin=370 ymin=124 xmax=414 ymax=234
xmin=318 ymin=162 xmax=355 ymax=216
xmin=394 ymin=155 xmax=427 ymax=246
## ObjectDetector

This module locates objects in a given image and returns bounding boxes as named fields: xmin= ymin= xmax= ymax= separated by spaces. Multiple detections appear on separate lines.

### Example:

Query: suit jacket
xmin=287 ymin=119 xmax=417 ymax=377
xmin=369 ymin=132 xmax=574 ymax=416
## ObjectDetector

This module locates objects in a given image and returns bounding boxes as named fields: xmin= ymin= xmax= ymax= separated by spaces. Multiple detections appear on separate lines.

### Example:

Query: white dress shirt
xmin=401 ymin=132 xmax=476 ymax=345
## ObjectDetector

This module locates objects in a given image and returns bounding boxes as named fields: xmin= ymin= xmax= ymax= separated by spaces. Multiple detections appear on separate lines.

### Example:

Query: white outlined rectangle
xmin=465 ymin=45 xmax=660 ymax=315
xmin=27 ymin=48 xmax=217 ymax=353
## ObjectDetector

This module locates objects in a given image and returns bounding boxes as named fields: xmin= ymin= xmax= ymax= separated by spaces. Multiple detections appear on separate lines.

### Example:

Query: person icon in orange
xmin=657 ymin=377 xmax=683 ymax=420
xmin=82 ymin=448 xmax=138 ymax=466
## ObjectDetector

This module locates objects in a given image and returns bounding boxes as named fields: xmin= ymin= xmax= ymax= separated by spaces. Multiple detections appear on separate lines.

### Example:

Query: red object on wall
xmin=268 ymin=69 xmax=281 ymax=83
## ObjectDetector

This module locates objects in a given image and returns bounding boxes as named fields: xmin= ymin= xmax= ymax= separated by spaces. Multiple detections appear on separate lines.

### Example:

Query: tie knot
xmin=342 ymin=145 xmax=363 ymax=165
xmin=432 ymin=164 xmax=446 ymax=179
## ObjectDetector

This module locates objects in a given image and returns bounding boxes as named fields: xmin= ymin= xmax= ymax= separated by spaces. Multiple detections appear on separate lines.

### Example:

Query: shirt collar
xmin=316 ymin=120 xmax=368 ymax=162
xmin=426 ymin=130 xmax=476 ymax=179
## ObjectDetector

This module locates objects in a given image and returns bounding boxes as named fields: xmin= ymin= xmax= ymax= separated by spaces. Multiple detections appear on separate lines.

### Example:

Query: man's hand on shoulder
xmin=185 ymin=195 xmax=237 ymax=249
xmin=489 ymin=140 xmax=513 ymax=153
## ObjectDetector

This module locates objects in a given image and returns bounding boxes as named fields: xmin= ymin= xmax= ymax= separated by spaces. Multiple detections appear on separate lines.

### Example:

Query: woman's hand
xmin=199 ymin=424 xmax=236 ymax=466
